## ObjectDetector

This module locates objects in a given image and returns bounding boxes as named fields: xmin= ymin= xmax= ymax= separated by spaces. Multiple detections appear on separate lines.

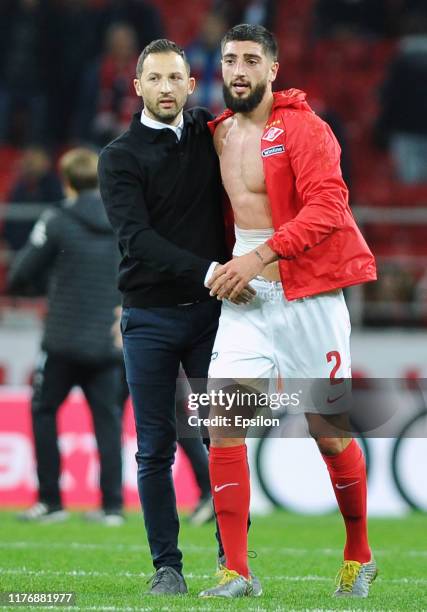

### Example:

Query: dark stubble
xmin=144 ymin=99 xmax=182 ymax=125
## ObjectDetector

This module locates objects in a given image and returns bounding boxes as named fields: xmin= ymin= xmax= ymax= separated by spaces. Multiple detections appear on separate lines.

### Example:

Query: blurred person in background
xmin=315 ymin=0 xmax=427 ymax=39
xmin=376 ymin=12 xmax=427 ymax=184
xmin=364 ymin=263 xmax=417 ymax=327
xmin=3 ymin=147 xmax=63 ymax=252
xmin=215 ymin=0 xmax=276 ymax=30
xmin=75 ymin=23 xmax=140 ymax=147
xmin=185 ymin=11 xmax=229 ymax=114
xmin=0 ymin=0 xmax=50 ymax=145
xmin=7 ymin=148 xmax=124 ymax=525
xmin=46 ymin=0 xmax=106 ymax=144
xmin=315 ymin=0 xmax=400 ymax=39
xmin=101 ymin=0 xmax=164 ymax=50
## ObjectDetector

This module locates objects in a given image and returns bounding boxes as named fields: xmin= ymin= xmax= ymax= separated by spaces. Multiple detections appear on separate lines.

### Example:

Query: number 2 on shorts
xmin=327 ymin=350 xmax=344 ymax=385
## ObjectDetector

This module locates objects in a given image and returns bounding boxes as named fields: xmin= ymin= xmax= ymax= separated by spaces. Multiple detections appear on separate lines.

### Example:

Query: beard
xmin=144 ymin=99 xmax=182 ymax=125
xmin=222 ymin=80 xmax=267 ymax=113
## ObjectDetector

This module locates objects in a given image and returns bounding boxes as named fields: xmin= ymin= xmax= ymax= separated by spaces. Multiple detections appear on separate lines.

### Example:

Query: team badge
xmin=262 ymin=127 xmax=284 ymax=142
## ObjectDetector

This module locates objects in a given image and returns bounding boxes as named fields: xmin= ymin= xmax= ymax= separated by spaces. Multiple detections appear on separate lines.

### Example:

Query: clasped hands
xmin=208 ymin=247 xmax=275 ymax=304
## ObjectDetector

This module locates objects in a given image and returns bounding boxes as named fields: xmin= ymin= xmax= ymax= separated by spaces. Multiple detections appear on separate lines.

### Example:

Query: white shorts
xmin=208 ymin=278 xmax=352 ymax=415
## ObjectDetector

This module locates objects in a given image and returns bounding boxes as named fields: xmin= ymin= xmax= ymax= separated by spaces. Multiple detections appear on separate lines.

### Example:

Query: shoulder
xmin=213 ymin=116 xmax=234 ymax=155
xmin=281 ymin=110 xmax=341 ymax=162
xmin=186 ymin=106 xmax=215 ymax=124
xmin=98 ymin=135 xmax=137 ymax=171
xmin=281 ymin=108 xmax=327 ymax=135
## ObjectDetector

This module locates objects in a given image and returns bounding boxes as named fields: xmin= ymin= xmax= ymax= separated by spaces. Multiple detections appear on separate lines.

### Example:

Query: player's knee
xmin=209 ymin=436 xmax=244 ymax=448
xmin=315 ymin=436 xmax=351 ymax=456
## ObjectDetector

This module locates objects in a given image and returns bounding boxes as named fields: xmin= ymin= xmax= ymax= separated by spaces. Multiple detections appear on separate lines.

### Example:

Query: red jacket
xmin=208 ymin=89 xmax=377 ymax=300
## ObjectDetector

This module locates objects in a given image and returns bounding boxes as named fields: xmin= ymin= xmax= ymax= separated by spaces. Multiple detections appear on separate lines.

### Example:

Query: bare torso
xmin=214 ymin=116 xmax=280 ymax=280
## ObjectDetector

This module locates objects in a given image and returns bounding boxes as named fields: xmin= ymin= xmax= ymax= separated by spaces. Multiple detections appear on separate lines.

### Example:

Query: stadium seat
xmin=154 ymin=0 xmax=211 ymax=46
xmin=0 ymin=147 xmax=22 ymax=201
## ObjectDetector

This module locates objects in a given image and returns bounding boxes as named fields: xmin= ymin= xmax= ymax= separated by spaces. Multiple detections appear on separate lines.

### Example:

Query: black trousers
xmin=117 ymin=361 xmax=211 ymax=499
xmin=122 ymin=300 xmax=222 ymax=573
xmin=31 ymin=351 xmax=123 ymax=511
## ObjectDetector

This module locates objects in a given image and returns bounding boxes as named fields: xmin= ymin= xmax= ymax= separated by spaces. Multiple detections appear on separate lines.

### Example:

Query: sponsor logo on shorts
xmin=211 ymin=352 xmax=218 ymax=361
xmin=262 ymin=126 xmax=284 ymax=142
xmin=262 ymin=145 xmax=285 ymax=158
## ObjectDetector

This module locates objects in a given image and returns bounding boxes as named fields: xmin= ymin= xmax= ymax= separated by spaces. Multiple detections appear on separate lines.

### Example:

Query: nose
xmin=159 ymin=77 xmax=172 ymax=93
xmin=232 ymin=60 xmax=247 ymax=78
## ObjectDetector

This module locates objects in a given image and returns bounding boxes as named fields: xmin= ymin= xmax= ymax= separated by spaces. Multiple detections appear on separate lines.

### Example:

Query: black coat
xmin=8 ymin=190 xmax=121 ymax=363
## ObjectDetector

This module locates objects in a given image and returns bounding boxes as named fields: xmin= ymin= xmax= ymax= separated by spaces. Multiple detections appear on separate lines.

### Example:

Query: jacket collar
xmin=130 ymin=110 xmax=195 ymax=143
xmin=207 ymin=89 xmax=312 ymax=134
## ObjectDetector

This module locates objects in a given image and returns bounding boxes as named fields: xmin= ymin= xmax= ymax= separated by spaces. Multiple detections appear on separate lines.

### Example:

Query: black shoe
xmin=146 ymin=566 xmax=188 ymax=596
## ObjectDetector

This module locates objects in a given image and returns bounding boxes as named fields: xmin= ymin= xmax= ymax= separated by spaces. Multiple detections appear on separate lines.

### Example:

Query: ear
xmin=134 ymin=78 xmax=142 ymax=97
xmin=270 ymin=61 xmax=279 ymax=84
xmin=188 ymin=76 xmax=196 ymax=95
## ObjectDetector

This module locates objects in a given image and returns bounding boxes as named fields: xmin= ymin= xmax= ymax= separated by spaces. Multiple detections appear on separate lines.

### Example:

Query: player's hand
xmin=208 ymin=263 xmax=256 ymax=304
xmin=208 ymin=252 xmax=264 ymax=301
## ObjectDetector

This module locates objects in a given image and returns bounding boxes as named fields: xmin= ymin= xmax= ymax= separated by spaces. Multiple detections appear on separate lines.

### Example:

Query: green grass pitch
xmin=0 ymin=510 xmax=426 ymax=611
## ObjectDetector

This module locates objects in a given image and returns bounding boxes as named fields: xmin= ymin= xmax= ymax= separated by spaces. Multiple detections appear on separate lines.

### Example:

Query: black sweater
xmin=98 ymin=108 xmax=228 ymax=307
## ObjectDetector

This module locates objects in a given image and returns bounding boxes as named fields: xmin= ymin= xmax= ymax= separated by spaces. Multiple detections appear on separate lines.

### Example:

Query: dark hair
xmin=59 ymin=148 xmax=98 ymax=192
xmin=221 ymin=24 xmax=278 ymax=60
xmin=136 ymin=39 xmax=190 ymax=77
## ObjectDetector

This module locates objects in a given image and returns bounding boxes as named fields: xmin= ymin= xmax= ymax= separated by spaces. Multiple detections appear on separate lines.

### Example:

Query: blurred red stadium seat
xmin=0 ymin=147 xmax=22 ymax=202
xmin=154 ymin=0 xmax=211 ymax=46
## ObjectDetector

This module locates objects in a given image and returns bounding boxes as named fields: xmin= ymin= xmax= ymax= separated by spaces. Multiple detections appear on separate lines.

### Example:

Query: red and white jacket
xmin=208 ymin=89 xmax=377 ymax=300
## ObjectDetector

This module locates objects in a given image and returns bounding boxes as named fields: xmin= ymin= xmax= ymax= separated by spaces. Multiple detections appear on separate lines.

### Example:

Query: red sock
xmin=322 ymin=439 xmax=371 ymax=563
xmin=209 ymin=445 xmax=250 ymax=578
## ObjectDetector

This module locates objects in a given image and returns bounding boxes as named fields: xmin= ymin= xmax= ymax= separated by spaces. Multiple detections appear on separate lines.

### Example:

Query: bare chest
xmin=219 ymin=123 xmax=266 ymax=196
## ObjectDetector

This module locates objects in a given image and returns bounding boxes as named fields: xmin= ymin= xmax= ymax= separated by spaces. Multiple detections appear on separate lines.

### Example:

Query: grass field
xmin=0 ymin=510 xmax=426 ymax=611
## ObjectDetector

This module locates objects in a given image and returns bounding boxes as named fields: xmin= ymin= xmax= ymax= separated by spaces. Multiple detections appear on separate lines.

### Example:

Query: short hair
xmin=136 ymin=39 xmax=190 ymax=78
xmin=59 ymin=148 xmax=99 ymax=192
xmin=221 ymin=24 xmax=278 ymax=61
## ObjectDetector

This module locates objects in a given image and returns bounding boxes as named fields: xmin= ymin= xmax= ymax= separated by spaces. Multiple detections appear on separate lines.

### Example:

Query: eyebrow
xmin=146 ymin=71 xmax=184 ymax=77
xmin=223 ymin=53 xmax=262 ymax=61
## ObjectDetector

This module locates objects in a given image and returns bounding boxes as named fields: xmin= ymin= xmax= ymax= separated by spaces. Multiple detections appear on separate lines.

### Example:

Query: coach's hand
xmin=208 ymin=252 xmax=264 ymax=301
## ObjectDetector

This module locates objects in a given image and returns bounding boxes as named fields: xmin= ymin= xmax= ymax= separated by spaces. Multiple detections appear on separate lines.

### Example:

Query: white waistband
xmin=233 ymin=225 xmax=274 ymax=256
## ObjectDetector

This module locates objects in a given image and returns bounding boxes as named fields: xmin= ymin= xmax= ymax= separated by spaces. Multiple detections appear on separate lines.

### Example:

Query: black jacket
xmin=98 ymin=108 xmax=228 ymax=307
xmin=7 ymin=190 xmax=121 ymax=363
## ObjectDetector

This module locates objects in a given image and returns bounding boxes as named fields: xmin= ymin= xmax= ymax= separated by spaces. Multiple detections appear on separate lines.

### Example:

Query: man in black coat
xmin=98 ymin=39 xmax=255 ymax=595
xmin=8 ymin=148 xmax=123 ymax=525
